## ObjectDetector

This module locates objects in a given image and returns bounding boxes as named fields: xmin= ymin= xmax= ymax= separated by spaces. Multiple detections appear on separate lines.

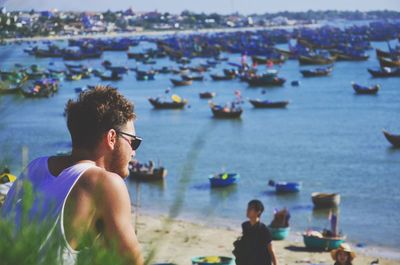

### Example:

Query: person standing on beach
xmin=237 ymin=200 xmax=278 ymax=265
xmin=2 ymin=86 xmax=144 ymax=265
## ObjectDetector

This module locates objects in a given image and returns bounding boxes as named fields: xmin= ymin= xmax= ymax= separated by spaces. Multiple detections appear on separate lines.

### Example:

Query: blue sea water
xmin=0 ymin=34 xmax=399 ymax=253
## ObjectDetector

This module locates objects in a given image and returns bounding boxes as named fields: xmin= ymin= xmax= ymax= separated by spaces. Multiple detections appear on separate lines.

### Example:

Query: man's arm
xmin=268 ymin=243 xmax=278 ymax=265
xmin=99 ymin=173 xmax=144 ymax=265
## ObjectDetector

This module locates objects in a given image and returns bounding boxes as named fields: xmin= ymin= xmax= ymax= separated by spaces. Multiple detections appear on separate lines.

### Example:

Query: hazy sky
xmin=2 ymin=0 xmax=400 ymax=14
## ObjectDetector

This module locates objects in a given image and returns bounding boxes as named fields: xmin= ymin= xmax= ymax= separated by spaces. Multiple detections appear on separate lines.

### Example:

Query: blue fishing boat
xmin=268 ymin=226 xmax=290 ymax=240
xmin=269 ymin=180 xmax=301 ymax=193
xmin=192 ymin=256 xmax=234 ymax=265
xmin=209 ymin=173 xmax=239 ymax=188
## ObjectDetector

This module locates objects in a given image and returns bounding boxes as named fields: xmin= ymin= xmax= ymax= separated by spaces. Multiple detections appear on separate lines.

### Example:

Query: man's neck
xmin=249 ymin=218 xmax=260 ymax=226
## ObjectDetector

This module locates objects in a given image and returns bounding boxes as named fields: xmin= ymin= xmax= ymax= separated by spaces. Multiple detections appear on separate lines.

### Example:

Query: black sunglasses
xmin=116 ymin=130 xmax=142 ymax=150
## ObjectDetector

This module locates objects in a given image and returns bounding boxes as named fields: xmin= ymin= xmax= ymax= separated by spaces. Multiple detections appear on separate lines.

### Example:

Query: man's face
xmin=111 ymin=121 xmax=136 ymax=178
xmin=246 ymin=207 xmax=260 ymax=219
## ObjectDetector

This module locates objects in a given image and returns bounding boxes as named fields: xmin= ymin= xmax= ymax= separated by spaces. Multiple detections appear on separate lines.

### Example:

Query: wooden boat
xmin=210 ymin=74 xmax=235 ymax=81
xmin=351 ymin=83 xmax=379 ymax=95
xmin=182 ymin=75 xmax=204 ymax=81
xmin=191 ymin=256 xmax=234 ymax=265
xmin=170 ymin=78 xmax=192 ymax=86
xmin=249 ymin=99 xmax=289 ymax=108
xmin=367 ymin=68 xmax=400 ymax=78
xmin=378 ymin=57 xmax=400 ymax=68
xmin=269 ymin=180 xmax=301 ymax=193
xmin=303 ymin=233 xmax=346 ymax=251
xmin=246 ymin=76 xmax=286 ymax=87
xmin=199 ymin=92 xmax=216 ymax=99
xmin=208 ymin=173 xmax=239 ymax=188
xmin=99 ymin=72 xmax=122 ymax=81
xmin=311 ymin=193 xmax=340 ymax=208
xmin=300 ymin=66 xmax=333 ymax=77
xmin=382 ymin=130 xmax=400 ymax=148
xmin=376 ymin=48 xmax=400 ymax=59
xmin=268 ymin=226 xmax=290 ymax=240
xmin=65 ymin=73 xmax=82 ymax=81
xmin=148 ymin=98 xmax=187 ymax=109
xmin=129 ymin=167 xmax=167 ymax=181
xmin=211 ymin=105 xmax=242 ymax=119
xmin=251 ymin=55 xmax=287 ymax=65
xmin=299 ymin=55 xmax=336 ymax=65
xmin=136 ymin=70 xmax=156 ymax=81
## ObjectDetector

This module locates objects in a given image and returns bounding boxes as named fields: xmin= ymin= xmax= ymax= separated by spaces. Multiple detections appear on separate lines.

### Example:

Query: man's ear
xmin=106 ymin=129 xmax=118 ymax=150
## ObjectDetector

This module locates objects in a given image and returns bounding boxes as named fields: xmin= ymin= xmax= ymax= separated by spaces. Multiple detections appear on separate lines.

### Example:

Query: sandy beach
xmin=134 ymin=213 xmax=400 ymax=265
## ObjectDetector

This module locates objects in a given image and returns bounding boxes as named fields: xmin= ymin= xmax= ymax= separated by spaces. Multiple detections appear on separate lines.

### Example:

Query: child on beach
xmin=234 ymin=199 xmax=278 ymax=265
xmin=331 ymin=243 xmax=356 ymax=265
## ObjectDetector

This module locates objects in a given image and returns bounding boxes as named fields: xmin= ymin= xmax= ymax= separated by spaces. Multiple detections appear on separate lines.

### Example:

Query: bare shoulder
xmin=77 ymin=167 xmax=128 ymax=195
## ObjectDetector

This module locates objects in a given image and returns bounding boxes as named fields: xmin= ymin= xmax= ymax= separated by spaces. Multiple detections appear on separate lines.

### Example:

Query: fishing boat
xmin=382 ymin=130 xmax=400 ymax=148
xmin=367 ymin=67 xmax=400 ymax=78
xmin=210 ymin=74 xmax=235 ymax=81
xmin=299 ymin=55 xmax=336 ymax=65
xmin=210 ymin=104 xmax=242 ymax=119
xmin=191 ymin=256 xmax=234 ymax=265
xmin=209 ymin=173 xmax=239 ymax=188
xmin=311 ymin=192 xmax=340 ymax=208
xmin=246 ymin=76 xmax=286 ymax=87
xmin=170 ymin=78 xmax=192 ymax=86
xmin=303 ymin=232 xmax=346 ymax=251
xmin=268 ymin=180 xmax=301 ymax=193
xmin=351 ymin=83 xmax=379 ymax=95
xmin=199 ymin=92 xmax=216 ymax=99
xmin=99 ymin=71 xmax=122 ymax=81
xmin=251 ymin=55 xmax=287 ymax=65
xmin=376 ymin=48 xmax=400 ymax=59
xmin=182 ymin=75 xmax=204 ymax=81
xmin=300 ymin=66 xmax=333 ymax=77
xmin=129 ymin=160 xmax=167 ymax=182
xmin=148 ymin=95 xmax=187 ymax=109
xmin=65 ymin=73 xmax=82 ymax=81
xmin=249 ymin=99 xmax=289 ymax=108
xmin=378 ymin=57 xmax=400 ymax=68
xmin=136 ymin=70 xmax=156 ymax=81
xmin=268 ymin=227 xmax=290 ymax=240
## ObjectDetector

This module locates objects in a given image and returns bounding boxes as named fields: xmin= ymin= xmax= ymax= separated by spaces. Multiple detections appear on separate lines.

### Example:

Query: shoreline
xmin=134 ymin=210 xmax=400 ymax=264
xmin=1 ymin=23 xmax=319 ymax=44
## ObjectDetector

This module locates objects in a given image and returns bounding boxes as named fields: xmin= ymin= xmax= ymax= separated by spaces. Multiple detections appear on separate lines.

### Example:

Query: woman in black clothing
xmin=240 ymin=200 xmax=278 ymax=265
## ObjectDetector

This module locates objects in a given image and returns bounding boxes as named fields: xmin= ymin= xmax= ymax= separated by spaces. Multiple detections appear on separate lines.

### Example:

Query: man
xmin=2 ymin=86 xmax=144 ymax=265
xmin=240 ymin=200 xmax=278 ymax=265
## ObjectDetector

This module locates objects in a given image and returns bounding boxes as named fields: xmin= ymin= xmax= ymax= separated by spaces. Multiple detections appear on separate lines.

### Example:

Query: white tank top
xmin=1 ymin=156 xmax=96 ymax=265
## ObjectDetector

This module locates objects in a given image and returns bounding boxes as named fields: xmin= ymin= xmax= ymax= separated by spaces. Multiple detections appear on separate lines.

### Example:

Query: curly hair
xmin=65 ymin=86 xmax=136 ymax=149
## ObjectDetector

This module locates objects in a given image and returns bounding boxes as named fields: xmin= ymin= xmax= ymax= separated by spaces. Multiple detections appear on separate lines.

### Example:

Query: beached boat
xmin=382 ymin=130 xmax=400 ymax=148
xmin=303 ymin=233 xmax=346 ymax=251
xmin=192 ymin=256 xmax=234 ymax=265
xmin=211 ymin=104 xmax=242 ymax=119
xmin=378 ymin=57 xmax=400 ymax=68
xmin=170 ymin=78 xmax=192 ymax=86
xmin=269 ymin=181 xmax=301 ymax=193
xmin=311 ymin=193 xmax=340 ymax=208
xmin=148 ymin=96 xmax=187 ymax=109
xmin=268 ymin=226 xmax=290 ymax=240
xmin=209 ymin=173 xmax=239 ymax=188
xmin=367 ymin=68 xmax=400 ymax=78
xmin=249 ymin=99 xmax=289 ymax=108
xmin=199 ymin=92 xmax=216 ymax=99
xmin=299 ymin=55 xmax=336 ymax=65
xmin=351 ymin=83 xmax=379 ymax=95
xmin=300 ymin=66 xmax=333 ymax=77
